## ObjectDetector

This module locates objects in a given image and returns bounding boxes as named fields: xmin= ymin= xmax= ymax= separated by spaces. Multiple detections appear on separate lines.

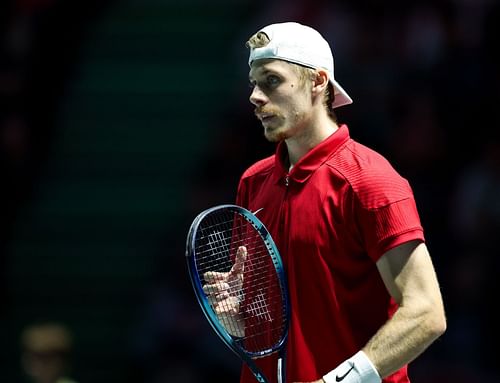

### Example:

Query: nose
xmin=249 ymin=86 xmax=267 ymax=107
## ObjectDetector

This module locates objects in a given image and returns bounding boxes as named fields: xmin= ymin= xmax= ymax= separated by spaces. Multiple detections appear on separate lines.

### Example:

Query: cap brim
xmin=331 ymin=79 xmax=353 ymax=109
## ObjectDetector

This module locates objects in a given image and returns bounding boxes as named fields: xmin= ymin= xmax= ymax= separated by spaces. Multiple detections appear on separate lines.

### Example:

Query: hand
xmin=294 ymin=380 xmax=325 ymax=383
xmin=203 ymin=246 xmax=247 ymax=336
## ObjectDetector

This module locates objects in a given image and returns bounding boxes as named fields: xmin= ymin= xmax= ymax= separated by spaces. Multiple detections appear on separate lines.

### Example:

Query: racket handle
xmin=277 ymin=357 xmax=283 ymax=383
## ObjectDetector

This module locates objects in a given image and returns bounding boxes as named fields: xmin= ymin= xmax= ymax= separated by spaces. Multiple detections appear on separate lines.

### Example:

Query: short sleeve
xmin=356 ymin=197 xmax=425 ymax=261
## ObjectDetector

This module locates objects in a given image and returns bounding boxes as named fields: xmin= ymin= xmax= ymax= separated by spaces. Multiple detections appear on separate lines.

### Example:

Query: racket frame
xmin=186 ymin=204 xmax=290 ymax=383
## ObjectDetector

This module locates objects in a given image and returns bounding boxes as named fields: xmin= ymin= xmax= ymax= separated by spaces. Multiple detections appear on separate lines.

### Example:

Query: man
xmin=207 ymin=21 xmax=446 ymax=383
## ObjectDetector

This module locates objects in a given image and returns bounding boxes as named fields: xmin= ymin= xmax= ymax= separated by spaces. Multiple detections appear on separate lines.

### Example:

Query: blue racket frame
xmin=186 ymin=204 xmax=290 ymax=383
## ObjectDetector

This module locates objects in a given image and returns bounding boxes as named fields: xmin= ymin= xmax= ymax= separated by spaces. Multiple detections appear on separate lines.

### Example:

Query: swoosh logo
xmin=335 ymin=363 xmax=355 ymax=382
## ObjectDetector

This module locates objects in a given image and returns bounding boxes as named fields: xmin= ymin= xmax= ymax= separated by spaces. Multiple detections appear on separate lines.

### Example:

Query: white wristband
xmin=323 ymin=351 xmax=381 ymax=383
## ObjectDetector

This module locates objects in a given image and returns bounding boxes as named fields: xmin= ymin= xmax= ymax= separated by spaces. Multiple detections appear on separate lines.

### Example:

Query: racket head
xmin=186 ymin=204 xmax=289 ymax=359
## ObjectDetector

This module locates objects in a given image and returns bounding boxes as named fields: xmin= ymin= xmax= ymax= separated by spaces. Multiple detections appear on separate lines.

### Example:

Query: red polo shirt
xmin=236 ymin=125 xmax=424 ymax=383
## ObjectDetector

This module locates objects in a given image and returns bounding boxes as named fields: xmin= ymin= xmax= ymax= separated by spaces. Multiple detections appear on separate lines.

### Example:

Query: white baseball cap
xmin=248 ymin=22 xmax=353 ymax=109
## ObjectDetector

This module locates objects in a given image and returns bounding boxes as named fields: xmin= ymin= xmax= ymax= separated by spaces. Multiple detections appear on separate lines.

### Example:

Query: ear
xmin=311 ymin=69 xmax=329 ymax=98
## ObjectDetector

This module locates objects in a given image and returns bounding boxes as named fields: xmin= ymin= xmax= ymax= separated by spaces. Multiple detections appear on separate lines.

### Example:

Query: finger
xmin=206 ymin=291 xmax=230 ymax=306
xmin=214 ymin=296 xmax=240 ymax=315
xmin=204 ymin=271 xmax=228 ymax=283
xmin=229 ymin=246 xmax=247 ymax=276
xmin=203 ymin=282 xmax=230 ymax=296
xmin=216 ymin=305 xmax=239 ymax=316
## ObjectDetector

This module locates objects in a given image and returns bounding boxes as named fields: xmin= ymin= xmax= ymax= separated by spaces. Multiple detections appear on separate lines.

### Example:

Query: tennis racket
xmin=186 ymin=204 xmax=290 ymax=383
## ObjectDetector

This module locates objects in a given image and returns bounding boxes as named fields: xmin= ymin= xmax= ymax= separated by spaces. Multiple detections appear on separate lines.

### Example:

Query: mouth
xmin=256 ymin=113 xmax=275 ymax=123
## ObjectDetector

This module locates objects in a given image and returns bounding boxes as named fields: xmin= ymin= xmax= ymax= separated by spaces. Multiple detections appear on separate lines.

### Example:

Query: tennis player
xmin=228 ymin=22 xmax=446 ymax=383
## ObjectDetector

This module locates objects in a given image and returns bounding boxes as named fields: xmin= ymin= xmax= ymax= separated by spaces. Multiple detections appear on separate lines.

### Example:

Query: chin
xmin=264 ymin=126 xmax=288 ymax=143
xmin=264 ymin=133 xmax=280 ymax=143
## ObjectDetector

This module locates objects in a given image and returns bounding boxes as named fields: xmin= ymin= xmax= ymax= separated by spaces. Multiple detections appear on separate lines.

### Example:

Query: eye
xmin=248 ymin=74 xmax=281 ymax=92
xmin=266 ymin=75 xmax=280 ymax=88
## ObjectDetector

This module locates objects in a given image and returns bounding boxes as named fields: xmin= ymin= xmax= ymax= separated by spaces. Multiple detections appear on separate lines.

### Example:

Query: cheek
xmin=272 ymin=84 xmax=311 ymax=120
xmin=289 ymin=96 xmax=310 ymax=119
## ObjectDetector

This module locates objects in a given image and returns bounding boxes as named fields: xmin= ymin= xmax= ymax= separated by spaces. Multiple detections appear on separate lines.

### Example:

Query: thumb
xmin=229 ymin=246 xmax=247 ymax=277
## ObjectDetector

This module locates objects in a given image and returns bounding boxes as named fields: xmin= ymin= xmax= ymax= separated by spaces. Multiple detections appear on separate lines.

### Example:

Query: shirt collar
xmin=272 ymin=124 xmax=350 ymax=184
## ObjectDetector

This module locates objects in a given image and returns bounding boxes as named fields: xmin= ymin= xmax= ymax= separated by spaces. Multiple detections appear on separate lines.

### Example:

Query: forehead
xmin=248 ymin=59 xmax=296 ymax=80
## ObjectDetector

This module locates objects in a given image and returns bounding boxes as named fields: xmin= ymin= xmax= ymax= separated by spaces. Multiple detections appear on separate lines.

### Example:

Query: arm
xmin=363 ymin=240 xmax=447 ymax=377
xmin=317 ymin=240 xmax=446 ymax=383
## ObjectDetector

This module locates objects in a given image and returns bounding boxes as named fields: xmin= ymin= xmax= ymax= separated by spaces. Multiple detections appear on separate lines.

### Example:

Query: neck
xmin=286 ymin=115 xmax=339 ymax=167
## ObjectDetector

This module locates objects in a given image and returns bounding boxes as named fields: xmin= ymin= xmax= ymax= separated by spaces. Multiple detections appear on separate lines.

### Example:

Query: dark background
xmin=1 ymin=0 xmax=498 ymax=382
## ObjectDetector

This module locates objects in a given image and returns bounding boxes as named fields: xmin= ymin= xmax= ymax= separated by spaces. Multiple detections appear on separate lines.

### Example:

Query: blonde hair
xmin=246 ymin=31 xmax=336 ymax=121
xmin=246 ymin=31 xmax=269 ymax=49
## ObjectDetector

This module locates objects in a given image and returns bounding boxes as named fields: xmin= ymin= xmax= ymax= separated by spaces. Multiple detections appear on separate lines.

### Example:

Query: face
xmin=249 ymin=59 xmax=313 ymax=142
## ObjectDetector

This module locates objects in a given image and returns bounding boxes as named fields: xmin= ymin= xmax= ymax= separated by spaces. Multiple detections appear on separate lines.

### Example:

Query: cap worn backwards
xmin=248 ymin=22 xmax=353 ymax=109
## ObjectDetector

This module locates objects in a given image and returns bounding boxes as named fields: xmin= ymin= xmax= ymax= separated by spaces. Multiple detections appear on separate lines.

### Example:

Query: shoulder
xmin=237 ymin=155 xmax=276 ymax=206
xmin=240 ymin=155 xmax=275 ymax=181
xmin=326 ymin=139 xmax=414 ymax=208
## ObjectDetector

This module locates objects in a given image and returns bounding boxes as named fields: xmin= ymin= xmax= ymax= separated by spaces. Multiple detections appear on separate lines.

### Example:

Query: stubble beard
xmin=264 ymin=125 xmax=287 ymax=143
xmin=263 ymin=108 xmax=305 ymax=143
xmin=262 ymin=113 xmax=289 ymax=143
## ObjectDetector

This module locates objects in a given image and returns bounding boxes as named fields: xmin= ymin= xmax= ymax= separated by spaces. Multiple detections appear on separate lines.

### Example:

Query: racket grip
xmin=277 ymin=357 xmax=283 ymax=383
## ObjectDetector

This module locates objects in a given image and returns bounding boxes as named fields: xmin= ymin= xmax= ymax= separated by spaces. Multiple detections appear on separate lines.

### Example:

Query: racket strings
xmin=197 ymin=239 xmax=269 ymax=271
xmin=194 ymin=211 xmax=287 ymax=353
xmin=197 ymin=226 xmax=268 ymax=258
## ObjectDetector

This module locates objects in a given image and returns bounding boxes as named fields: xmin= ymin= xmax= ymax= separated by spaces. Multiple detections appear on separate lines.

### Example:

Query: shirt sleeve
xmin=356 ymin=196 xmax=425 ymax=262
